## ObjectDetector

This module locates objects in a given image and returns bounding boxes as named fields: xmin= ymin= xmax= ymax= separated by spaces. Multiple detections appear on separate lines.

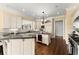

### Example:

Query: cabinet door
xmin=36 ymin=21 xmax=41 ymax=30
xmin=16 ymin=17 xmax=22 ymax=28
xmin=23 ymin=39 xmax=35 ymax=55
xmin=10 ymin=16 xmax=17 ymax=29
xmin=32 ymin=21 xmax=35 ymax=30
xmin=22 ymin=19 xmax=33 ymax=30
xmin=42 ymin=34 xmax=49 ymax=45
xmin=5 ymin=39 xmax=35 ymax=55
xmin=3 ymin=14 xmax=11 ymax=29
xmin=45 ymin=23 xmax=52 ymax=33
xmin=20 ymin=39 xmax=24 ymax=55
xmin=11 ymin=39 xmax=22 ymax=55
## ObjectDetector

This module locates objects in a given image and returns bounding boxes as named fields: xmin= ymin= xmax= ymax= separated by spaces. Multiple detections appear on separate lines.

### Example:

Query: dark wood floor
xmin=35 ymin=37 xmax=68 ymax=55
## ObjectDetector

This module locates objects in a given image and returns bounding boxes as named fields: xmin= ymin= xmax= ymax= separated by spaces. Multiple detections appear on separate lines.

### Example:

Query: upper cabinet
xmin=2 ymin=13 xmax=22 ymax=30
xmin=0 ymin=5 xmax=35 ymax=32
xmin=35 ymin=20 xmax=41 ymax=31
xmin=0 ymin=10 xmax=35 ymax=32
xmin=10 ymin=16 xmax=17 ymax=29
xmin=36 ymin=18 xmax=53 ymax=33
xmin=0 ymin=11 xmax=4 ymax=32
xmin=3 ymin=13 xmax=11 ymax=29
xmin=44 ymin=17 xmax=53 ymax=33
xmin=32 ymin=21 xmax=36 ymax=31
xmin=22 ymin=19 xmax=35 ymax=30
xmin=16 ymin=17 xmax=22 ymax=29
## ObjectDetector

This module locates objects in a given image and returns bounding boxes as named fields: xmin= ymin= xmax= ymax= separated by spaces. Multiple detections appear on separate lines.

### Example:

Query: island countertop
xmin=0 ymin=32 xmax=36 ymax=40
xmin=0 ymin=30 xmax=52 ymax=40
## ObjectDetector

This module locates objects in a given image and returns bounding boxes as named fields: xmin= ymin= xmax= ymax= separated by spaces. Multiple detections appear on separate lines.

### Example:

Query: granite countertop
xmin=2 ymin=30 xmax=52 ymax=36
xmin=3 ymin=31 xmax=38 ymax=36
xmin=0 ymin=32 xmax=36 ymax=40
xmin=0 ymin=30 xmax=52 ymax=40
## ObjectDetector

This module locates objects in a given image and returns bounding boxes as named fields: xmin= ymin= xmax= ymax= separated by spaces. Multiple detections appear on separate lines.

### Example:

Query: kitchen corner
xmin=0 ymin=26 xmax=52 ymax=55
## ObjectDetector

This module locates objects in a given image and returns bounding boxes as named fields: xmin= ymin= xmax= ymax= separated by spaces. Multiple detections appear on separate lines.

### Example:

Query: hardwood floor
xmin=35 ymin=37 xmax=68 ymax=55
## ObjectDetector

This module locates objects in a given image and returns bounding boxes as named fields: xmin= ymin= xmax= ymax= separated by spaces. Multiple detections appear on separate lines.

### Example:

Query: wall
xmin=64 ymin=5 xmax=79 ymax=44
xmin=0 ymin=11 xmax=3 ymax=32
xmin=52 ymin=15 xmax=65 ymax=37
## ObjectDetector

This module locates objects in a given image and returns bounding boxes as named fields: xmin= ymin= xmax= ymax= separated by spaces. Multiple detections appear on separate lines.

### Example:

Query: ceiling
xmin=0 ymin=3 xmax=77 ymax=19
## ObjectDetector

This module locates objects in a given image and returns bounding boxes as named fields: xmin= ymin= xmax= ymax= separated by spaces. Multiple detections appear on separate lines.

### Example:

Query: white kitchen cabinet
xmin=3 ymin=14 xmax=23 ymax=29
xmin=3 ymin=14 xmax=17 ymax=29
xmin=22 ymin=19 xmax=36 ymax=30
xmin=11 ymin=39 xmax=22 ymax=55
xmin=10 ymin=16 xmax=17 ymax=29
xmin=3 ymin=39 xmax=22 ymax=55
xmin=32 ymin=21 xmax=35 ymax=30
xmin=45 ymin=22 xmax=52 ymax=33
xmin=16 ymin=17 xmax=22 ymax=28
xmin=3 ymin=14 xmax=11 ymax=29
xmin=42 ymin=34 xmax=50 ymax=45
xmin=23 ymin=39 xmax=35 ymax=55
xmin=36 ymin=21 xmax=41 ymax=31
xmin=3 ymin=38 xmax=35 ymax=55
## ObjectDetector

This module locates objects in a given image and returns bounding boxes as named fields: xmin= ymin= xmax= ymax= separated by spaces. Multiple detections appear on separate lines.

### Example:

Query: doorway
xmin=55 ymin=20 xmax=63 ymax=38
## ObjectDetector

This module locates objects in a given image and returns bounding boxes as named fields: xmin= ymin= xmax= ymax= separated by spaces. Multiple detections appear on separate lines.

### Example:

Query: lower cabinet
xmin=3 ymin=38 xmax=35 ymax=55
xmin=42 ymin=34 xmax=51 ymax=45
xmin=36 ymin=34 xmax=51 ymax=45
xmin=23 ymin=39 xmax=35 ymax=55
xmin=11 ymin=39 xmax=22 ymax=55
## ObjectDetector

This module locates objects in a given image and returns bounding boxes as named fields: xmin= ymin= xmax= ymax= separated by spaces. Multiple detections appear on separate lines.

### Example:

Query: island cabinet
xmin=36 ymin=33 xmax=51 ymax=45
xmin=3 ymin=38 xmax=35 ymax=55
xmin=42 ymin=34 xmax=50 ymax=45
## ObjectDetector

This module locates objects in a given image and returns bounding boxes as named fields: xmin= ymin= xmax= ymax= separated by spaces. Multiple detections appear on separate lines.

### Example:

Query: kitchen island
xmin=0 ymin=30 xmax=53 ymax=55
xmin=0 ymin=32 xmax=36 ymax=55
xmin=36 ymin=32 xmax=52 ymax=45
